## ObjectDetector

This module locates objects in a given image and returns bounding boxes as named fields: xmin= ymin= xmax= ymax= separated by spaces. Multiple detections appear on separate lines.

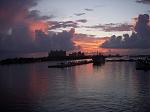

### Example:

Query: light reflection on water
xmin=0 ymin=62 xmax=150 ymax=112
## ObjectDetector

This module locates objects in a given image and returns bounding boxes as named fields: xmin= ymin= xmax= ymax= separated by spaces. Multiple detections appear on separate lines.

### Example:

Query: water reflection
xmin=131 ymin=70 xmax=150 ymax=111
xmin=28 ymin=65 xmax=49 ymax=97
xmin=0 ymin=62 xmax=150 ymax=112
xmin=0 ymin=64 xmax=38 ymax=112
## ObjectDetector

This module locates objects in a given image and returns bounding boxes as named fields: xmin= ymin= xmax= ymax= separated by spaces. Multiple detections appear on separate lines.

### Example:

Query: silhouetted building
xmin=48 ymin=50 xmax=66 ymax=57
xmin=69 ymin=51 xmax=85 ymax=57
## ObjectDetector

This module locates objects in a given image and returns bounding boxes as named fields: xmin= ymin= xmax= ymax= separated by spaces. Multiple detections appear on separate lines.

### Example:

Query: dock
xmin=48 ymin=60 xmax=93 ymax=68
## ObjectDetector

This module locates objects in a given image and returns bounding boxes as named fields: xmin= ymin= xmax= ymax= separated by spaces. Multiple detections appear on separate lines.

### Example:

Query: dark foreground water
xmin=0 ymin=62 xmax=150 ymax=112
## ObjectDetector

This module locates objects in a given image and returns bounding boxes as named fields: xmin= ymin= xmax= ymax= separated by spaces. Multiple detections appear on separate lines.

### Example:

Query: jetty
xmin=48 ymin=60 xmax=92 ymax=68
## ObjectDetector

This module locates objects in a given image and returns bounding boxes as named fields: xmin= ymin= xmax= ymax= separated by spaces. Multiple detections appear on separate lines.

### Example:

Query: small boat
xmin=92 ymin=54 xmax=105 ymax=65
xmin=136 ymin=59 xmax=150 ymax=70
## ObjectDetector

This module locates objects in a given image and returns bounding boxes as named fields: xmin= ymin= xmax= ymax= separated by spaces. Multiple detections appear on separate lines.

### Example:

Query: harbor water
xmin=0 ymin=62 xmax=150 ymax=112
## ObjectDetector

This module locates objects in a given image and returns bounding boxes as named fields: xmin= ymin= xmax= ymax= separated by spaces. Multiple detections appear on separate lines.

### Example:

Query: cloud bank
xmin=101 ymin=14 xmax=150 ymax=49
xmin=85 ymin=23 xmax=132 ymax=32
xmin=0 ymin=0 xmax=76 ymax=57
xmin=136 ymin=0 xmax=150 ymax=4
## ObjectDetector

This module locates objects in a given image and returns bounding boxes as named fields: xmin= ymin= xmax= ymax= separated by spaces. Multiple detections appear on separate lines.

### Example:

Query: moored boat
xmin=92 ymin=54 xmax=105 ymax=65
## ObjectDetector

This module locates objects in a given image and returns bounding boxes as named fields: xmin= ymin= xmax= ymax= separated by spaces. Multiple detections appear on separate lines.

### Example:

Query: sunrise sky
xmin=0 ymin=0 xmax=150 ymax=58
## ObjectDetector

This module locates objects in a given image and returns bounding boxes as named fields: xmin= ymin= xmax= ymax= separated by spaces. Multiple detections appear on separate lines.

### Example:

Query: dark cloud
xmin=48 ymin=21 xmax=78 ymax=30
xmin=85 ymin=8 xmax=93 ymax=11
xmin=0 ymin=28 xmax=76 ymax=54
xmin=48 ymin=19 xmax=87 ymax=30
xmin=0 ymin=0 xmax=37 ymax=32
xmin=74 ymin=13 xmax=86 ymax=16
xmin=136 ymin=0 xmax=150 ymax=4
xmin=76 ymin=19 xmax=87 ymax=23
xmin=101 ymin=14 xmax=150 ymax=49
xmin=103 ymin=23 xmax=132 ymax=32
xmin=85 ymin=23 xmax=132 ymax=32
xmin=0 ymin=24 xmax=35 ymax=53
xmin=0 ymin=0 xmax=53 ymax=35
xmin=35 ymin=28 xmax=75 ymax=51
xmin=27 ymin=10 xmax=54 ymax=21
xmin=0 ymin=0 xmax=76 ymax=58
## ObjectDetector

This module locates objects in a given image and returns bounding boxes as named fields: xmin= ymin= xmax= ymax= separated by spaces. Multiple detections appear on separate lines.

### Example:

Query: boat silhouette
xmin=92 ymin=54 xmax=105 ymax=65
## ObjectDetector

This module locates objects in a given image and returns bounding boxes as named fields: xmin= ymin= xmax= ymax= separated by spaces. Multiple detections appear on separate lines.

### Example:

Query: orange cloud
xmin=29 ymin=21 xmax=48 ymax=38
xmin=73 ymin=34 xmax=109 ymax=52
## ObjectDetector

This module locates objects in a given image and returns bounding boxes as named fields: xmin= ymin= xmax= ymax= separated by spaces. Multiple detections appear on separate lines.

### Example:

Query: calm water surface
xmin=0 ymin=62 xmax=150 ymax=112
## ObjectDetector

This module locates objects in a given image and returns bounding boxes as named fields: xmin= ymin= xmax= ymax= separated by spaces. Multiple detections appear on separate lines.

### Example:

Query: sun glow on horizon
xmin=73 ymin=35 xmax=109 ymax=52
